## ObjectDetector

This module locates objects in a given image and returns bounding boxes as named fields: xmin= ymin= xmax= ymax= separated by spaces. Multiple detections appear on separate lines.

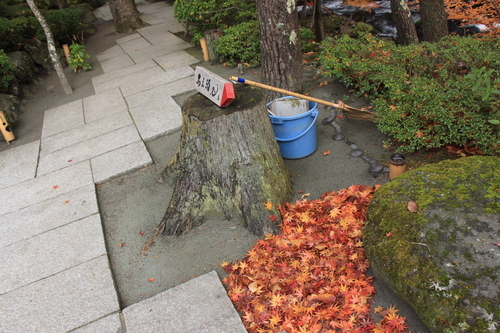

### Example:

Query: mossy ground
xmin=364 ymin=156 xmax=500 ymax=333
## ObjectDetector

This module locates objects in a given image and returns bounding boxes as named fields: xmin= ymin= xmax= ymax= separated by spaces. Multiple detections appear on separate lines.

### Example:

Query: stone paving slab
xmin=122 ymin=271 xmax=247 ymax=333
xmin=83 ymin=87 xmax=128 ymax=123
xmin=0 ymin=184 xmax=98 ymax=249
xmin=42 ymin=100 xmax=84 ymax=138
xmin=0 ymin=255 xmax=119 ymax=333
xmin=155 ymin=50 xmax=199 ymax=70
xmin=128 ymin=94 xmax=182 ymax=141
xmin=92 ymin=60 xmax=157 ymax=90
xmin=96 ymin=44 xmax=125 ymax=63
xmin=143 ymin=32 xmax=191 ymax=51
xmin=125 ymin=76 xmax=194 ymax=109
xmin=0 ymin=213 xmax=106 ymax=295
xmin=90 ymin=140 xmax=152 ymax=184
xmin=0 ymin=161 xmax=93 ymax=215
xmin=41 ymin=111 xmax=132 ymax=156
xmin=127 ymin=40 xmax=191 ymax=64
xmin=138 ymin=1 xmax=171 ymax=14
xmin=93 ymin=64 xmax=165 ymax=95
xmin=101 ymin=53 xmax=135 ymax=73
xmin=71 ymin=313 xmax=123 ymax=333
xmin=37 ymin=125 xmax=141 ymax=176
xmin=93 ymin=4 xmax=113 ymax=22
xmin=118 ymin=36 xmax=152 ymax=54
xmin=115 ymin=33 xmax=142 ymax=45
xmin=120 ymin=65 xmax=194 ymax=97
xmin=0 ymin=140 xmax=39 ymax=189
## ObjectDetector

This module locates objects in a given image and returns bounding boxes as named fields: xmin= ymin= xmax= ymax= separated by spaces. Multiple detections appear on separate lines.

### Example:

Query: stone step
xmin=122 ymin=271 xmax=248 ymax=333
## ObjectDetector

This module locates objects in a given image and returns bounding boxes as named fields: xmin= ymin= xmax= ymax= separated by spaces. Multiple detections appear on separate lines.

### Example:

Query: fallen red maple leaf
xmin=223 ymin=184 xmax=410 ymax=332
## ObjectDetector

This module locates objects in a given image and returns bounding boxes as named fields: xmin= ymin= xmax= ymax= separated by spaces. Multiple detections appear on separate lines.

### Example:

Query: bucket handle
xmin=274 ymin=110 xmax=318 ymax=142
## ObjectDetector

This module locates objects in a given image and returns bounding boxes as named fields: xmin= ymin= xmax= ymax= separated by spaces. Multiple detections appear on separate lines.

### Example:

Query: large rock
xmin=0 ymin=93 xmax=24 ymax=125
xmin=22 ymin=39 xmax=53 ymax=73
xmin=22 ymin=39 xmax=68 ymax=74
xmin=7 ymin=51 xmax=37 ymax=84
xmin=364 ymin=156 xmax=500 ymax=333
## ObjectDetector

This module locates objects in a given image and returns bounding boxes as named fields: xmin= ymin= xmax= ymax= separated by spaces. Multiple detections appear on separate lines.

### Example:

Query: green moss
xmin=364 ymin=156 xmax=500 ymax=333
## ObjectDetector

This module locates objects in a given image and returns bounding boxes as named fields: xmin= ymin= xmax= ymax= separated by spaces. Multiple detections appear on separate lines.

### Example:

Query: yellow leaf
xmin=269 ymin=314 xmax=281 ymax=326
xmin=248 ymin=281 xmax=259 ymax=293
xmin=264 ymin=201 xmax=273 ymax=210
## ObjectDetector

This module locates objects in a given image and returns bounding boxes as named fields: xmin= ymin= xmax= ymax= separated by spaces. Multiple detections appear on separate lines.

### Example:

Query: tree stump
xmin=157 ymin=85 xmax=292 ymax=236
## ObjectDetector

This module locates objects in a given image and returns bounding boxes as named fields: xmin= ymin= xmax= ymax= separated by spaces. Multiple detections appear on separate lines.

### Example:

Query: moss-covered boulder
xmin=7 ymin=51 xmax=37 ymax=84
xmin=364 ymin=156 xmax=500 ymax=333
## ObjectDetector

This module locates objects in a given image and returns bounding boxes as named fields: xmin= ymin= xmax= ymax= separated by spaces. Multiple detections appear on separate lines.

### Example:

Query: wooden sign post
xmin=194 ymin=66 xmax=235 ymax=107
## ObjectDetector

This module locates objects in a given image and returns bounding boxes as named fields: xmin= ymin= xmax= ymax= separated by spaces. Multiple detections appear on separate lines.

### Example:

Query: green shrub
xmin=174 ymin=0 xmax=256 ymax=44
xmin=68 ymin=41 xmax=91 ymax=72
xmin=214 ymin=20 xmax=260 ymax=67
xmin=35 ymin=8 xmax=86 ymax=44
xmin=215 ymin=22 xmax=315 ymax=68
xmin=300 ymin=27 xmax=318 ymax=53
xmin=352 ymin=22 xmax=378 ymax=38
xmin=322 ymin=15 xmax=350 ymax=35
xmin=0 ymin=2 xmax=30 ymax=19
xmin=0 ymin=49 xmax=14 ymax=88
xmin=320 ymin=35 xmax=500 ymax=155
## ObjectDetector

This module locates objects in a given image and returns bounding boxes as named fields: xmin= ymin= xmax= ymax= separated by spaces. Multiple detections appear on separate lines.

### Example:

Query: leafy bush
xmin=215 ymin=22 xmax=317 ymax=68
xmin=174 ymin=0 xmax=256 ymax=44
xmin=0 ymin=5 xmax=86 ymax=50
xmin=36 ymin=8 xmax=86 ymax=44
xmin=299 ymin=27 xmax=317 ymax=53
xmin=68 ymin=41 xmax=91 ymax=72
xmin=320 ymin=35 xmax=500 ymax=155
xmin=0 ymin=49 xmax=14 ymax=88
xmin=214 ymin=20 xmax=261 ymax=67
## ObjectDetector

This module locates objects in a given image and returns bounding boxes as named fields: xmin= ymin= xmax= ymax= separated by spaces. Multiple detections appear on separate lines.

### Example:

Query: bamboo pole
xmin=229 ymin=76 xmax=376 ymax=121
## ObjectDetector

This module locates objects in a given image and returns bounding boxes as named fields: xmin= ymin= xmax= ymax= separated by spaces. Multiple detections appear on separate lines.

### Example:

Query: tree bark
xmin=108 ymin=0 xmax=144 ymax=33
xmin=420 ymin=0 xmax=449 ymax=42
xmin=26 ymin=0 xmax=73 ymax=95
xmin=390 ymin=0 xmax=419 ymax=45
xmin=256 ymin=0 xmax=303 ymax=102
xmin=313 ymin=0 xmax=325 ymax=42
xmin=205 ymin=29 xmax=223 ymax=63
xmin=157 ymin=85 xmax=292 ymax=237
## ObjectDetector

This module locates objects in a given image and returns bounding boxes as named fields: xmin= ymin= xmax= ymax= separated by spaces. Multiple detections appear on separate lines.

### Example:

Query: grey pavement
xmin=0 ymin=2 xmax=246 ymax=332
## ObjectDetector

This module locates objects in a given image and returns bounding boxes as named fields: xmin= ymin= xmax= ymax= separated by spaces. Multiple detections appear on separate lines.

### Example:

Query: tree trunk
xmin=420 ymin=0 xmax=449 ymax=42
xmin=205 ymin=29 xmax=223 ymax=64
xmin=256 ymin=0 xmax=303 ymax=102
xmin=54 ymin=0 xmax=66 ymax=9
xmin=313 ymin=0 xmax=325 ymax=42
xmin=390 ymin=0 xmax=419 ymax=45
xmin=156 ymin=85 xmax=292 ymax=237
xmin=26 ymin=0 xmax=73 ymax=95
xmin=108 ymin=0 xmax=144 ymax=33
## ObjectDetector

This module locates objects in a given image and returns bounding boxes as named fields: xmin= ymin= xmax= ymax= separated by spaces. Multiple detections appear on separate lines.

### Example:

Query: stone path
xmin=0 ymin=2 xmax=246 ymax=332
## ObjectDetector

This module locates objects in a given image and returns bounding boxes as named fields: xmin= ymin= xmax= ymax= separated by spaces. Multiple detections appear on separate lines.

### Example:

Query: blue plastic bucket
xmin=267 ymin=97 xmax=318 ymax=159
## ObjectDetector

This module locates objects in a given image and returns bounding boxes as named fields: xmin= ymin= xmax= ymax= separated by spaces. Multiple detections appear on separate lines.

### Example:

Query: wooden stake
xmin=199 ymin=38 xmax=210 ymax=62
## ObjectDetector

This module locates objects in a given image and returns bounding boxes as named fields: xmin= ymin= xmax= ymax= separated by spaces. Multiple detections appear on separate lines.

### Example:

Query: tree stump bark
xmin=157 ymin=85 xmax=292 ymax=236
xmin=205 ymin=29 xmax=223 ymax=63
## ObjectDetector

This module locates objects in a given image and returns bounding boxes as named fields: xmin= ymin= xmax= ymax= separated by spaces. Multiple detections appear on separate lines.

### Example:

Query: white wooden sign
xmin=194 ymin=66 xmax=235 ymax=107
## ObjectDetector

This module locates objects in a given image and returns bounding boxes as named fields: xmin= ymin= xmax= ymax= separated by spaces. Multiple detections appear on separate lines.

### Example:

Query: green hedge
xmin=0 ymin=4 xmax=87 ymax=50
xmin=174 ymin=0 xmax=256 ymax=44
xmin=320 ymin=35 xmax=500 ymax=155
xmin=0 ymin=49 xmax=14 ymax=88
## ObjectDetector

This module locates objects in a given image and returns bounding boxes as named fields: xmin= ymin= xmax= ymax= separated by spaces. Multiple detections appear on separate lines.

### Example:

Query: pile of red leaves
xmin=222 ymin=185 xmax=410 ymax=333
